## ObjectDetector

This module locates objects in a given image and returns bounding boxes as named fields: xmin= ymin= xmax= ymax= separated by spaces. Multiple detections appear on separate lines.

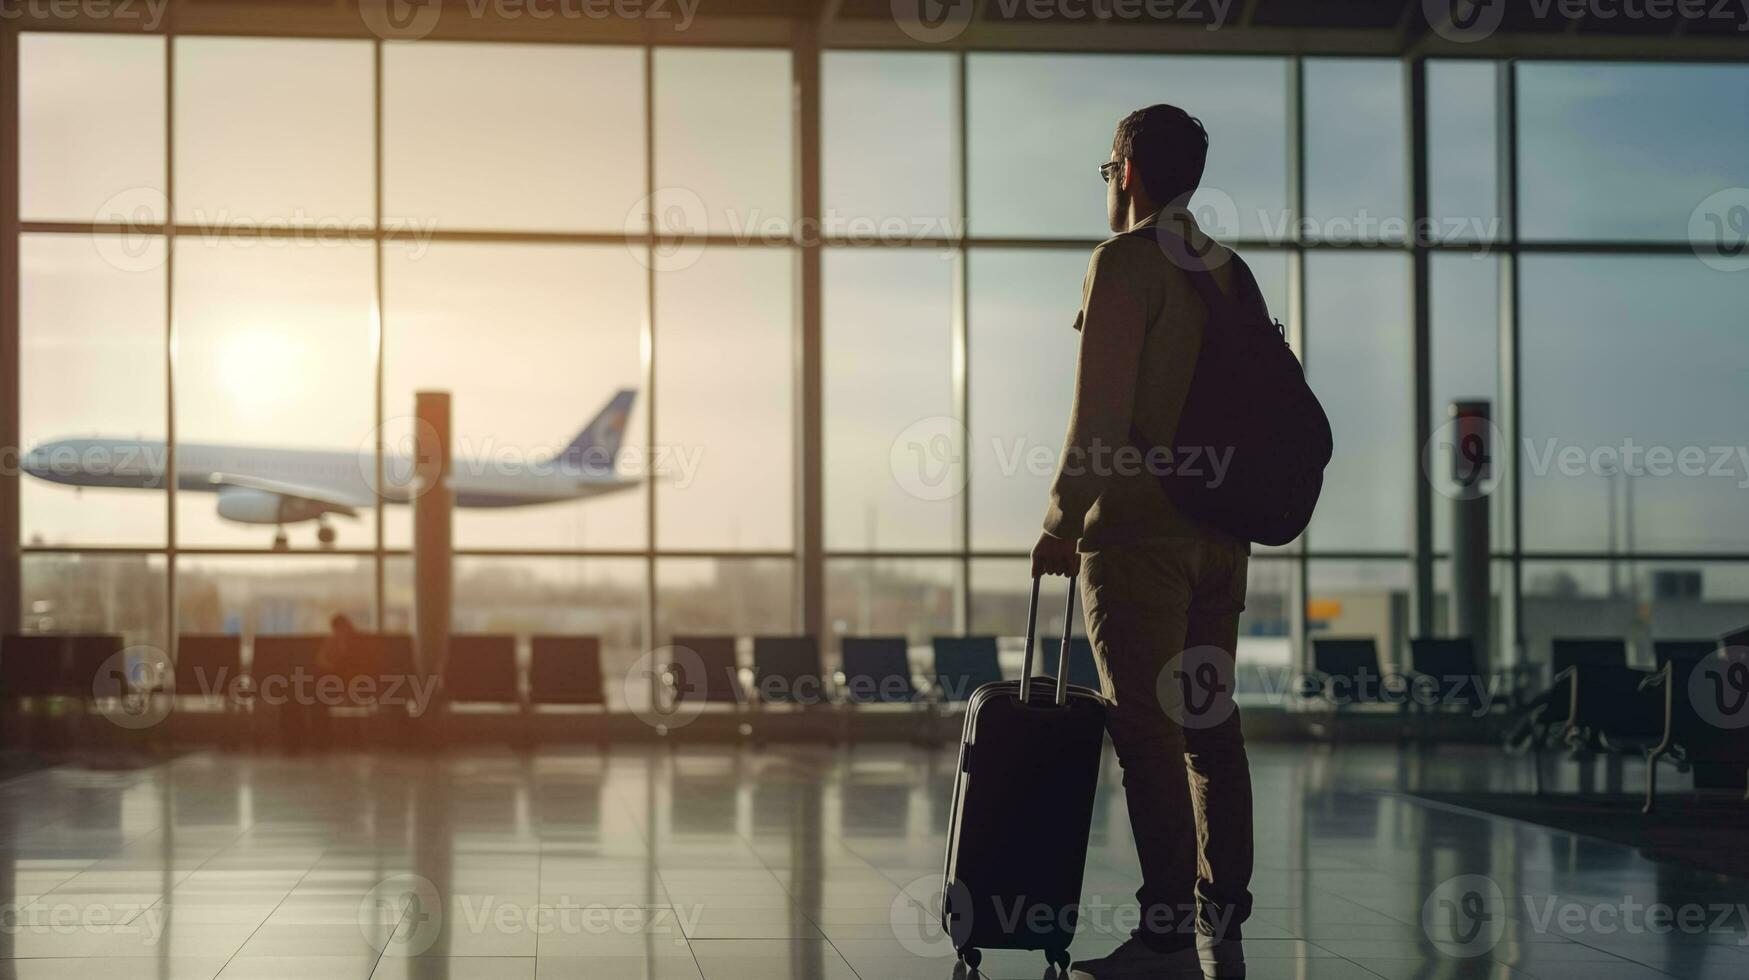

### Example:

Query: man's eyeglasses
xmin=1098 ymin=161 xmax=1123 ymax=184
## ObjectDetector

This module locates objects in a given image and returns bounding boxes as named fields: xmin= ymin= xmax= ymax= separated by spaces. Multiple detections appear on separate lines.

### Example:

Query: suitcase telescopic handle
xmin=1018 ymin=575 xmax=1078 ymax=708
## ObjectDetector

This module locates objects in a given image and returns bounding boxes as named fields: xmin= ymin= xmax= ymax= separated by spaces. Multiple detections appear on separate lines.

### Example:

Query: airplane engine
xmin=216 ymin=486 xmax=327 ymax=525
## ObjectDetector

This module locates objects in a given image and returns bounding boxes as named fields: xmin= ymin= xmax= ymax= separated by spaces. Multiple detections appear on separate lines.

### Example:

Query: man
xmin=1032 ymin=105 xmax=1256 ymax=980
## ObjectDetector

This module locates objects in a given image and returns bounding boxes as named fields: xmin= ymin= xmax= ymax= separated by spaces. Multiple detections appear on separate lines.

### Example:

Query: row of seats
xmin=0 ymin=632 xmax=1103 ymax=711
xmin=1512 ymin=627 xmax=1749 ymax=812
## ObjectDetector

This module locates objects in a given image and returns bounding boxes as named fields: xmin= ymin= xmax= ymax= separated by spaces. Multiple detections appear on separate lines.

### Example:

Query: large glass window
xmin=1305 ymin=252 xmax=1414 ymax=550
xmin=384 ymin=42 xmax=646 ymax=233
xmin=383 ymin=242 xmax=647 ymax=551
xmin=1518 ymin=63 xmax=1749 ymax=242
xmin=823 ymin=52 xmax=955 ymax=236
xmin=19 ymin=33 xmax=165 ymax=223
xmin=174 ymin=37 xmax=373 ymax=228
xmin=824 ymin=249 xmax=957 ymax=552
xmin=1520 ymin=255 xmax=1749 ymax=555
xmin=967 ymin=54 xmax=1290 ymax=240
xmin=20 ymin=234 xmax=168 ymax=547
xmin=655 ymin=248 xmax=795 ymax=551
xmin=171 ymin=237 xmax=377 ymax=549
xmin=653 ymin=48 xmax=793 ymax=236
xmin=1304 ymin=59 xmax=1409 ymax=243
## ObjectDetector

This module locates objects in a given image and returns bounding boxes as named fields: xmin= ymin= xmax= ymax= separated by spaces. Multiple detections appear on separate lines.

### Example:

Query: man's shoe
xmin=1068 ymin=934 xmax=1203 ymax=980
xmin=1196 ymin=929 xmax=1245 ymax=979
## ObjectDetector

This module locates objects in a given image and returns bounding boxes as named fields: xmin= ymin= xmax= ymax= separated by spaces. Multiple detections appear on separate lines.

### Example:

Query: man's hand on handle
xmin=1032 ymin=530 xmax=1080 ymax=579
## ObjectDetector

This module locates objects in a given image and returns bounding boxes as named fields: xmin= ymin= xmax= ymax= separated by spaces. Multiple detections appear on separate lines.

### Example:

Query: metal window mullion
xmin=643 ymin=43 xmax=659 ymax=675
xmin=373 ymin=38 xmax=385 ymax=630
xmin=165 ymin=33 xmax=178 ymax=652
xmin=1288 ymin=55 xmax=1309 ymax=682
xmin=953 ymin=48 xmax=971 ymax=634
xmin=1409 ymin=56 xmax=1434 ymax=641
xmin=1500 ymin=58 xmax=1525 ymax=670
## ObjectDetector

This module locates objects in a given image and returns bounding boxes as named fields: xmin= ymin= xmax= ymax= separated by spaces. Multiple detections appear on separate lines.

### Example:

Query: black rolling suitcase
xmin=942 ymin=575 xmax=1108 ymax=974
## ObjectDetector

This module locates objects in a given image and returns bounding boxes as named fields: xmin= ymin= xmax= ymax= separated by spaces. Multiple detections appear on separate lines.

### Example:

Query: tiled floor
xmin=0 ymin=743 xmax=1744 ymax=980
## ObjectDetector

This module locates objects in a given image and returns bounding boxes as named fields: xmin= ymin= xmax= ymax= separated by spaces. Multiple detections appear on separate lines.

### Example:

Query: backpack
xmin=1124 ymin=227 xmax=1332 ymax=547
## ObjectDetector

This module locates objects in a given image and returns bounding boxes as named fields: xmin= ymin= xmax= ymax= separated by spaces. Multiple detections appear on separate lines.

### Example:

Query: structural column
xmin=794 ymin=22 xmax=824 ymax=643
xmin=1 ymin=25 xmax=21 ymax=637
xmin=413 ymin=392 xmax=452 ymax=688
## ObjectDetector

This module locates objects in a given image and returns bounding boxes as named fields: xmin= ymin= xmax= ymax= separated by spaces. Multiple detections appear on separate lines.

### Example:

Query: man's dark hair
xmin=1112 ymin=104 xmax=1208 ymax=205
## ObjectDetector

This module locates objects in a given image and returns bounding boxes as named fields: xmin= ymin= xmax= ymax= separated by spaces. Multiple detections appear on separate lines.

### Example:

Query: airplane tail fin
xmin=559 ymin=390 xmax=637 ymax=473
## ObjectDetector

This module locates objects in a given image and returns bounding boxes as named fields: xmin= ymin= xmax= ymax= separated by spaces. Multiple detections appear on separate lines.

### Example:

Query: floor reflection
xmin=0 ymin=743 xmax=1740 ymax=979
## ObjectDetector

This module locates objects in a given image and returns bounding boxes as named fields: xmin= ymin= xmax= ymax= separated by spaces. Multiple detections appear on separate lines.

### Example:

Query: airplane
xmin=22 ymin=390 xmax=640 ymax=549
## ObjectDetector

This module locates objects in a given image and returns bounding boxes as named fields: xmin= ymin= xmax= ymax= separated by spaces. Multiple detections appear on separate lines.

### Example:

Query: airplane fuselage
xmin=22 ymin=437 xmax=638 ymax=511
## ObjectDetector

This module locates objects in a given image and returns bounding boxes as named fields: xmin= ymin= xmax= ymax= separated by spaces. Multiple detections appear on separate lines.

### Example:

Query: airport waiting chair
xmin=1304 ymin=638 xmax=1401 ymax=741
xmin=528 ymin=635 xmax=606 ymax=707
xmin=67 ymin=634 xmax=124 ymax=699
xmin=175 ymin=635 xmax=243 ymax=706
xmin=838 ymin=637 xmax=922 ymax=705
xmin=1406 ymin=637 xmax=1509 ymax=718
xmin=1 ymin=634 xmax=71 ymax=702
xmin=663 ymin=635 xmax=746 ymax=713
xmin=1653 ymin=639 xmax=1718 ymax=681
xmin=752 ymin=635 xmax=830 ymax=707
xmin=443 ymin=634 xmax=521 ymax=707
xmin=527 ymin=635 xmax=609 ymax=747
xmin=930 ymin=636 xmax=1003 ymax=704
xmin=1043 ymin=636 xmax=1102 ymax=694
xmin=245 ymin=635 xmax=322 ymax=748
xmin=1642 ymin=625 xmax=1749 ymax=812
xmin=1550 ymin=637 xmax=1630 ymax=678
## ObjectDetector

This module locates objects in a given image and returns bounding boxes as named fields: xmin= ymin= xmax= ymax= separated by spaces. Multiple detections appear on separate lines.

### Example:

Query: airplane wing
xmin=208 ymin=472 xmax=364 ymax=518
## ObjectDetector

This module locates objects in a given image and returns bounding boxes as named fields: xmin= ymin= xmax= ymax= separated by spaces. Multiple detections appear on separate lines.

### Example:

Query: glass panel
xmin=1430 ymin=559 xmax=1511 ymax=672
xmin=383 ymin=242 xmax=647 ymax=551
xmin=177 ymin=555 xmax=377 ymax=635
xmin=1237 ymin=558 xmax=1295 ymax=701
xmin=1427 ymin=60 xmax=1500 ymax=243
xmin=656 ymin=558 xmax=795 ymax=638
xmin=20 ymin=234 xmax=168 ymax=547
xmin=1518 ymin=63 xmax=1749 ymax=242
xmin=967 ymin=249 xmax=1084 ymax=551
xmin=967 ymin=54 xmax=1290 ymax=240
xmin=1430 ymin=252 xmax=1505 ymax=553
xmin=1307 ymin=560 xmax=1412 ymax=671
xmin=20 ymin=34 xmax=165 ymax=223
xmin=823 ymin=52 xmax=955 ymax=237
xmin=655 ymin=248 xmax=794 ymax=551
xmin=654 ymin=48 xmax=793 ymax=236
xmin=1522 ymin=561 xmax=1749 ymax=673
xmin=175 ymin=38 xmax=373 ymax=227
xmin=826 ymin=559 xmax=958 ymax=645
xmin=1304 ymin=59 xmax=1408 ymax=243
xmin=22 ymin=554 xmax=169 ymax=651
xmin=384 ymin=42 xmax=646 ymax=233
xmin=172 ymin=238 xmax=376 ymax=549
xmin=1305 ymin=252 xmax=1413 ymax=550
xmin=1521 ymin=255 xmax=1749 ymax=554
xmin=824 ymin=249 xmax=957 ymax=551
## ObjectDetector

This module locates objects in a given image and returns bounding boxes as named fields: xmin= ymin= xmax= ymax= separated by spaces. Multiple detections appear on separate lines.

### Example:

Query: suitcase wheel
xmin=957 ymin=947 xmax=981 ymax=972
xmin=1047 ymin=948 xmax=1072 ymax=972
